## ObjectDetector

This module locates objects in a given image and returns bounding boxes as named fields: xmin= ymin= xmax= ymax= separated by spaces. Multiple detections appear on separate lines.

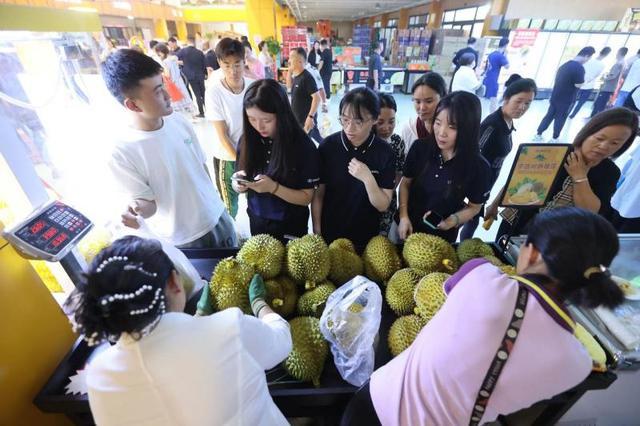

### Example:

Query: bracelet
xmin=271 ymin=182 xmax=280 ymax=194
xmin=451 ymin=213 xmax=460 ymax=227
xmin=251 ymin=298 xmax=269 ymax=317
xmin=573 ymin=177 xmax=588 ymax=183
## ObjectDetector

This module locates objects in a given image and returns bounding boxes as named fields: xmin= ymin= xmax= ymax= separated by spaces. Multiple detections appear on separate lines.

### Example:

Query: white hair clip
xmin=129 ymin=288 xmax=165 ymax=316
xmin=96 ymin=256 xmax=129 ymax=273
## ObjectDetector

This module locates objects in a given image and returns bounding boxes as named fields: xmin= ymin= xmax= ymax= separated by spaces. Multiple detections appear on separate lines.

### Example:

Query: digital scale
xmin=3 ymin=200 xmax=93 ymax=262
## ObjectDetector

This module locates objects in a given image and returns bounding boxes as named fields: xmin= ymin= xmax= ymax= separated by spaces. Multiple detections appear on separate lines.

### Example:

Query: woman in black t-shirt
xmin=495 ymin=108 xmax=639 ymax=241
xmin=398 ymin=91 xmax=491 ymax=243
xmin=232 ymin=79 xmax=320 ymax=242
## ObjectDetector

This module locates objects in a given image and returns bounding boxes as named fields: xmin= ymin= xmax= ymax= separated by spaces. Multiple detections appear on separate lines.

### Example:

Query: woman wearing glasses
xmin=397 ymin=91 xmax=491 ymax=243
xmin=312 ymin=87 xmax=396 ymax=247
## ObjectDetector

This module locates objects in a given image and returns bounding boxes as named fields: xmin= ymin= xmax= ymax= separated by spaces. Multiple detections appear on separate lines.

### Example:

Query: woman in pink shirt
xmin=341 ymin=207 xmax=623 ymax=426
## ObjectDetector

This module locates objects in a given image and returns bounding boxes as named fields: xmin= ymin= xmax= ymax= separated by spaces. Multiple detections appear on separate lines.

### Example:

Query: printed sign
xmin=501 ymin=144 xmax=570 ymax=208
xmin=511 ymin=29 xmax=539 ymax=48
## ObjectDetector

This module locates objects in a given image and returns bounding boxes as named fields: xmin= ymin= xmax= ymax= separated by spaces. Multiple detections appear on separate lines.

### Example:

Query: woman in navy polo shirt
xmin=312 ymin=87 xmax=396 ymax=247
xmin=232 ymin=79 xmax=320 ymax=242
xmin=397 ymin=91 xmax=491 ymax=243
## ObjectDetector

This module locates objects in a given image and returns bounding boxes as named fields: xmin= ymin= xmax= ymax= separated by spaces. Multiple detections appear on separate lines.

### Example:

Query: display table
xmin=35 ymin=245 xmax=617 ymax=425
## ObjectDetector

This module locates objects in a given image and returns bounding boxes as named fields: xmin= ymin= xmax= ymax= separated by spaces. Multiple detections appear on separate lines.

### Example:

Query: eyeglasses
xmin=221 ymin=61 xmax=244 ymax=70
xmin=338 ymin=116 xmax=372 ymax=130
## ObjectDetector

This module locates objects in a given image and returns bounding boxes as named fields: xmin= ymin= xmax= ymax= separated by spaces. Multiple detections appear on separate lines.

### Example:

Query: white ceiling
xmin=283 ymin=0 xmax=428 ymax=22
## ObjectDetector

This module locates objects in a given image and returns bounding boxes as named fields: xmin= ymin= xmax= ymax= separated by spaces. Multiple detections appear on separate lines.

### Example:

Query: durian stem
xmin=273 ymin=298 xmax=284 ymax=307
xmin=442 ymin=259 xmax=455 ymax=271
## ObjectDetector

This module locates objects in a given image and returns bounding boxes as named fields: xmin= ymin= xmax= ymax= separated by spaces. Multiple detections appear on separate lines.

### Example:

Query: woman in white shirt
xmin=154 ymin=43 xmax=194 ymax=115
xmin=451 ymin=53 xmax=482 ymax=94
xmin=66 ymin=236 xmax=292 ymax=426
xmin=258 ymin=40 xmax=275 ymax=79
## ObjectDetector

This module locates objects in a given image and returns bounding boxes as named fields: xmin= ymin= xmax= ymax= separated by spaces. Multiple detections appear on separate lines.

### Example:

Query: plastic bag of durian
xmin=319 ymin=275 xmax=382 ymax=387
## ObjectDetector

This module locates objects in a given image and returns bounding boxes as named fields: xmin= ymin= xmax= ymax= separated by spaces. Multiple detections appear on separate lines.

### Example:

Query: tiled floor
xmin=192 ymin=90 xmax=639 ymax=425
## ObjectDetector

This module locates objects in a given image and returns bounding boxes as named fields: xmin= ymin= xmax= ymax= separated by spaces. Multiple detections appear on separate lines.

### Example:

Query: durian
xmin=385 ymin=268 xmax=425 ymax=316
xmin=499 ymin=265 xmax=517 ymax=275
xmin=286 ymin=234 xmax=330 ymax=289
xmin=483 ymin=255 xmax=504 ymax=266
xmin=237 ymin=234 xmax=284 ymax=279
xmin=297 ymin=281 xmax=336 ymax=317
xmin=264 ymin=275 xmax=298 ymax=317
xmin=328 ymin=238 xmax=364 ymax=285
xmin=388 ymin=315 xmax=426 ymax=357
xmin=413 ymin=272 xmax=450 ymax=321
xmin=363 ymin=236 xmax=402 ymax=283
xmin=403 ymin=233 xmax=459 ymax=273
xmin=457 ymin=238 xmax=495 ymax=264
xmin=284 ymin=316 xmax=328 ymax=386
xmin=210 ymin=258 xmax=254 ymax=314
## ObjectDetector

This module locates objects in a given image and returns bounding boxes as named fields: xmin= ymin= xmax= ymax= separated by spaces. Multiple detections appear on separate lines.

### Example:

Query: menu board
xmin=500 ymin=144 xmax=570 ymax=208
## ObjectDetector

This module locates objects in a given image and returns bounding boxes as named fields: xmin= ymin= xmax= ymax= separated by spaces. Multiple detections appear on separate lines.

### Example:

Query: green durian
xmin=385 ymin=268 xmax=425 ymax=316
xmin=284 ymin=316 xmax=328 ymax=386
xmin=456 ymin=238 xmax=495 ymax=264
xmin=297 ymin=281 xmax=336 ymax=317
xmin=237 ymin=234 xmax=284 ymax=279
xmin=210 ymin=258 xmax=254 ymax=314
xmin=388 ymin=315 xmax=426 ymax=357
xmin=402 ymin=233 xmax=459 ymax=273
xmin=413 ymin=272 xmax=450 ymax=321
xmin=264 ymin=275 xmax=298 ymax=317
xmin=286 ymin=234 xmax=330 ymax=290
xmin=363 ymin=235 xmax=402 ymax=284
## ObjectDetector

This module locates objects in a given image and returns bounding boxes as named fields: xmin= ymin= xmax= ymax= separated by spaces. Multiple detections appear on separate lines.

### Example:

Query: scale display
xmin=4 ymin=200 xmax=93 ymax=261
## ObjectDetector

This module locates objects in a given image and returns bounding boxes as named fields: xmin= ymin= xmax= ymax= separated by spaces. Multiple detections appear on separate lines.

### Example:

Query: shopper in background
xmin=616 ymin=49 xmax=640 ymax=107
xmin=342 ymin=207 xmax=623 ymax=426
xmin=497 ymin=107 xmax=638 ymax=240
xmin=317 ymin=39 xmax=334 ymax=100
xmin=399 ymin=72 xmax=447 ymax=154
xmin=286 ymin=48 xmax=322 ymax=143
xmin=367 ymin=40 xmax=384 ymax=91
xmin=312 ymin=87 xmax=395 ymax=246
xmin=451 ymin=53 xmax=482 ymax=95
xmin=203 ymin=41 xmax=220 ymax=75
xmin=243 ymin=43 xmax=265 ymax=80
xmin=591 ymin=47 xmax=627 ymax=117
xmin=534 ymin=46 xmax=595 ymax=142
xmin=232 ymin=80 xmax=319 ymax=241
xmin=611 ymin=140 xmax=640 ymax=233
xmin=452 ymin=37 xmax=479 ymax=72
xmin=102 ymin=49 xmax=236 ymax=248
xmin=154 ymin=43 xmax=194 ymax=116
xmin=375 ymin=93 xmax=405 ymax=238
xmin=461 ymin=76 xmax=537 ymax=240
xmin=483 ymin=37 xmax=510 ymax=113
xmin=569 ymin=47 xmax=610 ymax=118
xmin=167 ymin=36 xmax=180 ymax=55
xmin=68 ymin=236 xmax=290 ymax=425
xmin=176 ymin=35 xmax=207 ymax=118
xmin=308 ymin=40 xmax=321 ymax=68
xmin=205 ymin=37 xmax=255 ymax=219
xmin=397 ymin=91 xmax=490 ymax=243
xmin=257 ymin=40 xmax=275 ymax=79
xmin=305 ymin=57 xmax=328 ymax=113
xmin=148 ymin=40 xmax=162 ymax=64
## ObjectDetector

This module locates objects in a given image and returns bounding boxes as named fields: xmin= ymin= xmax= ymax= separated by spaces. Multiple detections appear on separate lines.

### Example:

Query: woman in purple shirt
xmin=341 ymin=207 xmax=623 ymax=426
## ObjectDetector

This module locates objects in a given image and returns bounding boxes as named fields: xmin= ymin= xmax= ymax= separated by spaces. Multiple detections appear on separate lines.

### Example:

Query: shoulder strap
xmin=510 ymin=275 xmax=575 ymax=331
xmin=469 ymin=284 xmax=528 ymax=426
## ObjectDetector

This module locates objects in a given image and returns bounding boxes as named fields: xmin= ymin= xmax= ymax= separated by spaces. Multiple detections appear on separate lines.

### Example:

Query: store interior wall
xmin=505 ymin=0 xmax=638 ymax=20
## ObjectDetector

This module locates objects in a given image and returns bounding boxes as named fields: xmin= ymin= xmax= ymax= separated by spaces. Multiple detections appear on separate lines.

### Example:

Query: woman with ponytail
xmin=342 ymin=207 xmax=623 ymax=426
xmin=66 ymin=236 xmax=291 ymax=425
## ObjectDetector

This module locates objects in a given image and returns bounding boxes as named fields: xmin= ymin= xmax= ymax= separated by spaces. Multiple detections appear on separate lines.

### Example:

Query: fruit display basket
xmin=35 ymin=244 xmax=616 ymax=425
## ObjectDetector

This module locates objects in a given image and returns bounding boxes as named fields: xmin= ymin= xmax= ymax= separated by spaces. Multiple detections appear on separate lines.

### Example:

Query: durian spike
xmin=305 ymin=281 xmax=317 ymax=290
xmin=414 ymin=307 xmax=420 ymax=315
xmin=273 ymin=298 xmax=284 ymax=307
xmin=442 ymin=259 xmax=456 ymax=271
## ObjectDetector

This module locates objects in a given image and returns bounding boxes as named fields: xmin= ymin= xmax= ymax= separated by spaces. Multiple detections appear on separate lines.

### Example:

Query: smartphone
xmin=231 ymin=175 xmax=255 ymax=184
xmin=422 ymin=211 xmax=444 ymax=230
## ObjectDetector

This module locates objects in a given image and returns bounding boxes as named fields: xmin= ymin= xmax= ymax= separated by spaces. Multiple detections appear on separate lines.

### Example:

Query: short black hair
xmin=101 ymin=48 xmax=162 ymax=104
xmin=498 ymin=37 xmax=509 ymax=48
xmin=320 ymin=39 xmax=328 ymax=47
xmin=600 ymin=46 xmax=612 ymax=56
xmin=411 ymin=72 xmax=447 ymax=97
xmin=149 ymin=40 xmax=158 ymax=49
xmin=578 ymin=46 xmax=596 ymax=57
xmin=371 ymin=40 xmax=382 ymax=50
xmin=187 ymin=35 xmax=196 ymax=43
xmin=459 ymin=52 xmax=475 ymax=66
xmin=291 ymin=47 xmax=307 ymax=61
xmin=154 ymin=42 xmax=169 ymax=57
xmin=526 ymin=207 xmax=623 ymax=309
xmin=467 ymin=37 xmax=477 ymax=45
xmin=216 ymin=37 xmax=245 ymax=61
xmin=242 ymin=40 xmax=252 ymax=51
xmin=258 ymin=40 xmax=266 ymax=51
xmin=378 ymin=93 xmax=397 ymax=111
xmin=618 ymin=47 xmax=629 ymax=57
xmin=503 ymin=75 xmax=537 ymax=99
xmin=339 ymin=87 xmax=380 ymax=121
xmin=241 ymin=35 xmax=248 ymax=42
xmin=168 ymin=37 xmax=177 ymax=44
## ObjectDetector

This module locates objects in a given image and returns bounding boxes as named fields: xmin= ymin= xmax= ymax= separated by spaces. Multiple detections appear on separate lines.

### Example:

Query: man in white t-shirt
xmin=102 ymin=49 xmax=237 ymax=248
xmin=205 ymin=37 xmax=254 ymax=219
xmin=569 ymin=47 xmax=610 ymax=118
xmin=616 ymin=49 xmax=640 ymax=107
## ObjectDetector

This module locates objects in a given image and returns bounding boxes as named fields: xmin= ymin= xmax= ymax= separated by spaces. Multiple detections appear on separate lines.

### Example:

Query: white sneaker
xmin=549 ymin=138 xmax=559 ymax=143
xmin=532 ymin=134 xmax=543 ymax=142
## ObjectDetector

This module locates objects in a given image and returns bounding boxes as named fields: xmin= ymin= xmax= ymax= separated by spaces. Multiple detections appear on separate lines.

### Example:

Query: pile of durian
xmin=206 ymin=233 xmax=510 ymax=386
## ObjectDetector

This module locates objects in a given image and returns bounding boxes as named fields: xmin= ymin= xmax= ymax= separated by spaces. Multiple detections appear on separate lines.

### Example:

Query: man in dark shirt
xmin=177 ymin=35 xmax=207 ymax=117
xmin=317 ymin=39 xmax=333 ymax=99
xmin=452 ymin=37 xmax=479 ymax=71
xmin=168 ymin=36 xmax=180 ymax=56
xmin=535 ymin=46 xmax=595 ymax=142
xmin=287 ymin=48 xmax=322 ymax=142
xmin=203 ymin=41 xmax=219 ymax=74
xmin=367 ymin=41 xmax=384 ymax=91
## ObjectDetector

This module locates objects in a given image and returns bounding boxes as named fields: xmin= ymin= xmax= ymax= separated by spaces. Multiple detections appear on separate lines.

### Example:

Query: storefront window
xmin=441 ymin=3 xmax=490 ymax=39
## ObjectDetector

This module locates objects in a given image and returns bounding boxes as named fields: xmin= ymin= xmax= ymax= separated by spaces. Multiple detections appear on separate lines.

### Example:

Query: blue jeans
xmin=569 ymin=89 xmax=592 ymax=118
xmin=615 ymin=91 xmax=630 ymax=107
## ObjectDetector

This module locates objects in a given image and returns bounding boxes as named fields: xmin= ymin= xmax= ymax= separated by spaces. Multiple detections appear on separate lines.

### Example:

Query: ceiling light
xmin=112 ymin=1 xmax=131 ymax=10
xmin=68 ymin=6 xmax=98 ymax=12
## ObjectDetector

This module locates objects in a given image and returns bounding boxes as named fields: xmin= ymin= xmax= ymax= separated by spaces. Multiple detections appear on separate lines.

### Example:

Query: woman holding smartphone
xmin=397 ymin=91 xmax=490 ymax=243
xmin=232 ymin=79 xmax=320 ymax=241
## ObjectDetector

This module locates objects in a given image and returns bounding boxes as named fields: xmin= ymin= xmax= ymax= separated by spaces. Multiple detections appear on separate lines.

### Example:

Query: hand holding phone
xmin=422 ymin=211 xmax=444 ymax=230
xmin=231 ymin=174 xmax=255 ymax=185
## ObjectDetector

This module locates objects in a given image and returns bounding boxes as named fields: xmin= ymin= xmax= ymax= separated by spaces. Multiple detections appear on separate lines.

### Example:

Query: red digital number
xmin=51 ymin=233 xmax=68 ymax=247
xmin=42 ymin=227 xmax=58 ymax=240
xmin=30 ymin=221 xmax=45 ymax=234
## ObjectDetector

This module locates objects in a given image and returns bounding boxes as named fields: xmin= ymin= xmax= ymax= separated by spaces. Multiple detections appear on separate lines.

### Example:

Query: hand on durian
xmin=249 ymin=273 xmax=267 ymax=304
xmin=348 ymin=158 xmax=374 ymax=184
xmin=398 ymin=217 xmax=413 ymax=240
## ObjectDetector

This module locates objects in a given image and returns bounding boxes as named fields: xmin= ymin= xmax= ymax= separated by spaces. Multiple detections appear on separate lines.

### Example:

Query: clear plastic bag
xmin=319 ymin=275 xmax=382 ymax=387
